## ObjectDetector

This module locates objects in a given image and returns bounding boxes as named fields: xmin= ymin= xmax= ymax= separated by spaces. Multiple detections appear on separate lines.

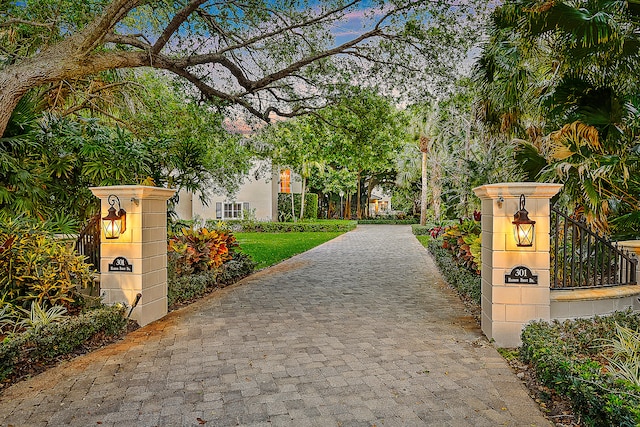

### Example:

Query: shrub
xmin=214 ymin=252 xmax=255 ymax=287
xmin=14 ymin=302 xmax=68 ymax=334
xmin=0 ymin=304 xmax=128 ymax=381
xmin=0 ymin=216 xmax=92 ymax=309
xmin=427 ymin=238 xmax=481 ymax=304
xmin=521 ymin=312 xmax=640 ymax=426
xmin=277 ymin=193 xmax=319 ymax=221
xmin=441 ymin=219 xmax=481 ymax=273
xmin=226 ymin=220 xmax=357 ymax=233
xmin=358 ymin=218 xmax=418 ymax=224
xmin=168 ymin=226 xmax=238 ymax=275
xmin=168 ymin=251 xmax=255 ymax=307
xmin=168 ymin=272 xmax=213 ymax=307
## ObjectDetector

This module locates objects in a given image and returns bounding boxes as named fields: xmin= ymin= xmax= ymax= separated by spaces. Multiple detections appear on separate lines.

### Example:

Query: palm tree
xmin=478 ymin=0 xmax=640 ymax=234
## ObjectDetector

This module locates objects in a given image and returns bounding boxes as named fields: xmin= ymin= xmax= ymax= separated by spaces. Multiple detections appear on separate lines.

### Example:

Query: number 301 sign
xmin=505 ymin=266 xmax=538 ymax=284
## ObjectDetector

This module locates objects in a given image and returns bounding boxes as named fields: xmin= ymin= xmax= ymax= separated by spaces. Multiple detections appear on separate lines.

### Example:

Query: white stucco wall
xmin=174 ymin=160 xmax=303 ymax=222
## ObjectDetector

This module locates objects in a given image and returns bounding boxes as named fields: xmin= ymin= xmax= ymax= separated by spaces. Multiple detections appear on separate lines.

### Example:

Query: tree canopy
xmin=0 ymin=0 xmax=486 ymax=137
xmin=258 ymin=88 xmax=406 ymax=218
xmin=475 ymin=0 xmax=640 ymax=234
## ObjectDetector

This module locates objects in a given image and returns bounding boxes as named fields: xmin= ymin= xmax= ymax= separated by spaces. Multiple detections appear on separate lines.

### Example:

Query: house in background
xmin=368 ymin=189 xmax=393 ymax=217
xmin=174 ymin=161 xmax=302 ymax=222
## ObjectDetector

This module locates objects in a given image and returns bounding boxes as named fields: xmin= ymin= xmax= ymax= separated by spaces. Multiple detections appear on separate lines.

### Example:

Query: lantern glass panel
xmin=104 ymin=218 xmax=122 ymax=239
xmin=514 ymin=223 xmax=534 ymax=246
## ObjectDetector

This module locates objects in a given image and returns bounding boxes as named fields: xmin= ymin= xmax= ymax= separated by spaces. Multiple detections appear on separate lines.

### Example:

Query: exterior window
xmin=279 ymin=169 xmax=291 ymax=193
xmin=224 ymin=202 xmax=242 ymax=219
xmin=216 ymin=202 xmax=249 ymax=219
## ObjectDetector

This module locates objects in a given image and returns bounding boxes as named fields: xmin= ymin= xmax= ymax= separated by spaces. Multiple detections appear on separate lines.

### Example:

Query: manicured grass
xmin=235 ymin=231 xmax=344 ymax=269
xmin=415 ymin=235 xmax=430 ymax=247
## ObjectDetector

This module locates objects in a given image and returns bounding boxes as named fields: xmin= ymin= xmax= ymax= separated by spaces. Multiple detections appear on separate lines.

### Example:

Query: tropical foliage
xmin=476 ymin=0 xmax=640 ymax=236
xmin=167 ymin=226 xmax=238 ymax=276
xmin=0 ymin=73 xmax=253 ymax=224
xmin=395 ymin=80 xmax=524 ymax=221
xmin=441 ymin=219 xmax=482 ymax=274
xmin=521 ymin=312 xmax=640 ymax=426
xmin=0 ymin=216 xmax=92 ymax=310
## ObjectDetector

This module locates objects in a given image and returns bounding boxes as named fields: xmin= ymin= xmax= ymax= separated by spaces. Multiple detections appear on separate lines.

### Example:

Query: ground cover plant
xmin=220 ymin=219 xmax=356 ymax=233
xmin=521 ymin=312 xmax=640 ymax=426
xmin=235 ymin=232 xmax=344 ymax=270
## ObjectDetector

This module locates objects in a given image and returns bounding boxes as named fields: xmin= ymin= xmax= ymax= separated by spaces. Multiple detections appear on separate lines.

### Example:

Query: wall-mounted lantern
xmin=512 ymin=194 xmax=535 ymax=247
xmin=102 ymin=195 xmax=126 ymax=239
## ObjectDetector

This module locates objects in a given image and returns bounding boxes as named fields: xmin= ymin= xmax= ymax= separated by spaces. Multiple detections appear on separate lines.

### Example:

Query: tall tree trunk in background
xmin=431 ymin=157 xmax=442 ymax=221
xmin=366 ymin=178 xmax=376 ymax=218
xmin=299 ymin=177 xmax=306 ymax=220
xmin=356 ymin=171 xmax=362 ymax=219
xmin=345 ymin=194 xmax=351 ymax=219
xmin=419 ymin=136 xmax=429 ymax=226
xmin=291 ymin=192 xmax=296 ymax=222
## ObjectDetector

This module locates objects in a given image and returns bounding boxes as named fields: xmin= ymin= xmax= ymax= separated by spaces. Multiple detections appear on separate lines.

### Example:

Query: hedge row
xmin=231 ymin=221 xmax=357 ymax=233
xmin=0 ymin=305 xmax=128 ymax=381
xmin=168 ymin=252 xmax=255 ymax=307
xmin=411 ymin=224 xmax=432 ymax=235
xmin=521 ymin=313 xmax=640 ymax=426
xmin=358 ymin=218 xmax=418 ymax=224
xmin=426 ymin=238 xmax=481 ymax=304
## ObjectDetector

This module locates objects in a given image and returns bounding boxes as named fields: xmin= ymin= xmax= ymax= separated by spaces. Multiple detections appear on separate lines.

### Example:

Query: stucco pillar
xmin=90 ymin=185 xmax=176 ymax=326
xmin=473 ymin=183 xmax=563 ymax=347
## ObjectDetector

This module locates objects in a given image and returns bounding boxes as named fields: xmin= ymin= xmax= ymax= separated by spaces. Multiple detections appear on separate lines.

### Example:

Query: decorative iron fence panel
xmin=75 ymin=214 xmax=101 ymax=272
xmin=550 ymin=206 xmax=637 ymax=289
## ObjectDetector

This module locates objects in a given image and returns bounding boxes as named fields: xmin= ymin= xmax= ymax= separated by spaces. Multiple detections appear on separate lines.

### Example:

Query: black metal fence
xmin=551 ymin=206 xmax=637 ymax=289
xmin=75 ymin=214 xmax=101 ymax=272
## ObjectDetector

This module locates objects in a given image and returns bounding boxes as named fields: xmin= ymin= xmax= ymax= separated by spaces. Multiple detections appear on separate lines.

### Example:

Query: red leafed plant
xmin=168 ymin=226 xmax=238 ymax=276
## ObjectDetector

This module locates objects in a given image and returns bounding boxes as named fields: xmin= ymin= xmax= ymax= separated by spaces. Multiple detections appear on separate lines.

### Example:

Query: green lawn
xmin=415 ymin=235 xmax=430 ymax=248
xmin=235 ymin=231 xmax=344 ymax=269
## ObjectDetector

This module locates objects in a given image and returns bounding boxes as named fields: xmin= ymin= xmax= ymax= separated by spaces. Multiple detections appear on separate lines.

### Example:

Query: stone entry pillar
xmin=473 ymin=183 xmax=563 ymax=347
xmin=90 ymin=185 xmax=176 ymax=326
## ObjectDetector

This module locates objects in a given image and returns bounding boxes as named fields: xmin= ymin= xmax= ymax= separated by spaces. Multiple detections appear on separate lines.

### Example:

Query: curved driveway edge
xmin=0 ymin=224 xmax=550 ymax=426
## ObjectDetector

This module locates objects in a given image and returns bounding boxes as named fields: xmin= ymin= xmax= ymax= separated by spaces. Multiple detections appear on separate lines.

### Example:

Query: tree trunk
xmin=0 ymin=48 xmax=148 ymax=136
xmin=356 ymin=171 xmax=362 ymax=220
xmin=290 ymin=192 xmax=296 ymax=223
xmin=420 ymin=151 xmax=428 ymax=226
xmin=345 ymin=194 xmax=351 ymax=219
xmin=299 ymin=177 xmax=306 ymax=220
xmin=430 ymin=158 xmax=442 ymax=221
xmin=0 ymin=0 xmax=147 ymax=136
xmin=366 ymin=178 xmax=376 ymax=218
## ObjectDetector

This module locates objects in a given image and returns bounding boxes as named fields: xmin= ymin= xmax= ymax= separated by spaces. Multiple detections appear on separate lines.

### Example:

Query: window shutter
xmin=243 ymin=202 xmax=250 ymax=212
xmin=215 ymin=202 xmax=222 ymax=219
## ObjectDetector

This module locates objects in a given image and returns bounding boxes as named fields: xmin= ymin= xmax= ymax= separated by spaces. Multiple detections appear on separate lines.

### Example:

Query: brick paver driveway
xmin=0 ymin=225 xmax=550 ymax=426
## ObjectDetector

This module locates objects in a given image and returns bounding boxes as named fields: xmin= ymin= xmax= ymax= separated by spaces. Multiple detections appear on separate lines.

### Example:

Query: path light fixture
xmin=513 ymin=194 xmax=535 ymax=247
xmin=102 ymin=195 xmax=126 ymax=239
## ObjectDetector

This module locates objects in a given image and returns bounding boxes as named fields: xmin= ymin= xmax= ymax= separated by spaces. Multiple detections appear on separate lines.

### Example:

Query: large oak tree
xmin=0 ymin=0 xmax=483 ymax=136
